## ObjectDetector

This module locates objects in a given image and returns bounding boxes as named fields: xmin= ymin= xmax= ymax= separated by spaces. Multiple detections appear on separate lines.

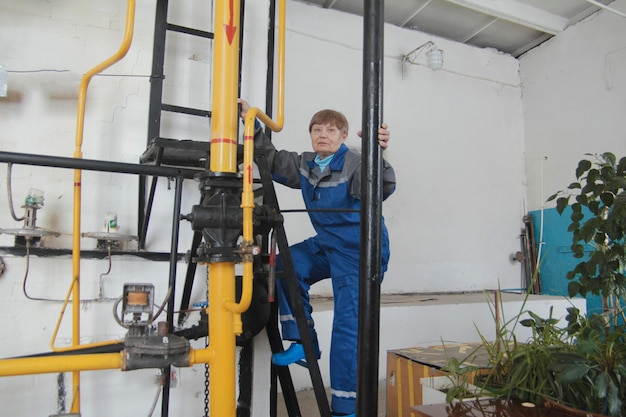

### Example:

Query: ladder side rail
xmin=256 ymin=148 xmax=331 ymax=417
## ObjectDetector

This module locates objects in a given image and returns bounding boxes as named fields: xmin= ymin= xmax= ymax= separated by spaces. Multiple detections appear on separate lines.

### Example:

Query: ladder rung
xmin=161 ymin=104 xmax=211 ymax=118
xmin=167 ymin=23 xmax=214 ymax=39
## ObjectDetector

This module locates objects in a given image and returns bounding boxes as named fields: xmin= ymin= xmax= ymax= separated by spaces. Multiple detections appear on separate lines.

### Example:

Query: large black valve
xmin=180 ymin=171 xmax=273 ymax=343
xmin=182 ymin=171 xmax=243 ymax=263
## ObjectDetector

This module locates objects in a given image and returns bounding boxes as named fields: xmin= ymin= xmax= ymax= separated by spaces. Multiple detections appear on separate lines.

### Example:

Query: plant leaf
xmin=607 ymin=380 xmax=622 ymax=416
xmin=576 ymin=159 xmax=592 ymax=178
xmin=555 ymin=363 xmax=589 ymax=384
xmin=595 ymin=372 xmax=608 ymax=399
xmin=617 ymin=157 xmax=626 ymax=175
xmin=568 ymin=281 xmax=582 ymax=297
xmin=556 ymin=197 xmax=569 ymax=215
xmin=602 ymin=152 xmax=616 ymax=166
xmin=601 ymin=192 xmax=615 ymax=207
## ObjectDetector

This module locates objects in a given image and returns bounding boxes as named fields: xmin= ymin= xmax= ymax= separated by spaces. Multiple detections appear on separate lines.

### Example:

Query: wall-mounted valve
xmin=0 ymin=187 xmax=60 ymax=246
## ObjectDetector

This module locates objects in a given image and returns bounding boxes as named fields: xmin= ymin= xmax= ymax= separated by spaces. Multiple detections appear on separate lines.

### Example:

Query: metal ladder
xmin=255 ymin=142 xmax=332 ymax=417
xmin=138 ymin=0 xmax=215 ymax=250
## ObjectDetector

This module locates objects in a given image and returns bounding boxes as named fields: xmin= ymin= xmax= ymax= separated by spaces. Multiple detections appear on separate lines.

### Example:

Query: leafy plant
xmin=550 ymin=307 xmax=626 ymax=416
xmin=547 ymin=152 xmax=626 ymax=320
xmin=444 ymin=289 xmax=626 ymax=416
xmin=473 ymin=306 xmax=578 ymax=405
xmin=440 ymin=356 xmax=482 ymax=403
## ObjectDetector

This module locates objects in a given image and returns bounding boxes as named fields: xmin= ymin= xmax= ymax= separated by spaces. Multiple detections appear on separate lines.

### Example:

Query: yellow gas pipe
xmin=69 ymin=0 xmax=135 ymax=412
xmin=0 ymin=353 xmax=124 ymax=377
xmin=200 ymin=0 xmax=286 ymax=416
xmin=204 ymin=0 xmax=242 ymax=416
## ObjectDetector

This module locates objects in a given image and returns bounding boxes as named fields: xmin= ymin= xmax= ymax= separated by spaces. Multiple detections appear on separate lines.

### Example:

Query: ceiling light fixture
xmin=402 ymin=41 xmax=445 ymax=78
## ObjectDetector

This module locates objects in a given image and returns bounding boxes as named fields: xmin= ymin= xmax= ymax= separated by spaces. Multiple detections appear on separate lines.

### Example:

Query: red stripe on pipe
xmin=212 ymin=138 xmax=237 ymax=144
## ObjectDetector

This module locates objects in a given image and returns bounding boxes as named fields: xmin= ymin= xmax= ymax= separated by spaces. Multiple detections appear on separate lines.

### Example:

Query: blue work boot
xmin=272 ymin=342 xmax=321 ymax=366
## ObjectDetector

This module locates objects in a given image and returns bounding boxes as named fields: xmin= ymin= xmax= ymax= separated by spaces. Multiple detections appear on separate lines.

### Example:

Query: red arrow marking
xmin=224 ymin=0 xmax=237 ymax=45
xmin=246 ymin=164 xmax=253 ymax=184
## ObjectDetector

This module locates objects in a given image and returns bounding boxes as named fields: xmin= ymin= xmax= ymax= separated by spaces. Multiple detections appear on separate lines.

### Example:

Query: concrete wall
xmin=0 ymin=0 xmax=537 ymax=415
xmin=521 ymin=0 xmax=626 ymax=213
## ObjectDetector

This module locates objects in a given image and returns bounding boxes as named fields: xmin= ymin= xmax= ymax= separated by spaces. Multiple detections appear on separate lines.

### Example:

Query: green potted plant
xmin=547 ymin=152 xmax=626 ymax=321
xmin=444 ymin=295 xmax=626 ymax=416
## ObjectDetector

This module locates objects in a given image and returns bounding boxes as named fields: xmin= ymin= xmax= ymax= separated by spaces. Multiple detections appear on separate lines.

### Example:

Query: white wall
xmin=0 ymin=0 xmax=531 ymax=415
xmin=259 ymin=1 xmax=527 ymax=296
xmin=521 ymin=0 xmax=626 ymax=213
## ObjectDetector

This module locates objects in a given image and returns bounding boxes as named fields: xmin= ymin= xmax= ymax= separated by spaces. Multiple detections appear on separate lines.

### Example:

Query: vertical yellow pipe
xmin=210 ymin=0 xmax=240 ymax=173
xmin=209 ymin=0 xmax=286 ymax=415
xmin=209 ymin=1 xmax=241 ymax=416
xmin=208 ymin=263 xmax=237 ymax=417
xmin=233 ymin=0 xmax=286 ymax=320
xmin=70 ymin=1 xmax=135 ymax=412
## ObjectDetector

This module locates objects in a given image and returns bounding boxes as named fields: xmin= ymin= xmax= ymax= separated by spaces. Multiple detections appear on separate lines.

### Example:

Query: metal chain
xmin=204 ymin=359 xmax=209 ymax=417
xmin=204 ymin=276 xmax=210 ymax=417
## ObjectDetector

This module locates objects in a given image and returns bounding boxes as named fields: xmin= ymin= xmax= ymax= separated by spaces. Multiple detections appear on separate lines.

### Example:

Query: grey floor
xmin=277 ymin=384 xmax=387 ymax=417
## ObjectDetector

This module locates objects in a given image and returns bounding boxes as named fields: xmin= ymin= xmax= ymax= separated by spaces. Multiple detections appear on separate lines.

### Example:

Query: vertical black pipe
xmin=161 ymin=175 xmax=183 ymax=417
xmin=264 ymin=3 xmax=279 ymax=416
xmin=357 ymin=0 xmax=384 ymax=416
xmin=264 ymin=0 xmax=277 ymax=139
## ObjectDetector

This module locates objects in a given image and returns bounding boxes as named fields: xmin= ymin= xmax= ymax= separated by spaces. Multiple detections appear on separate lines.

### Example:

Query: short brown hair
xmin=308 ymin=109 xmax=349 ymax=135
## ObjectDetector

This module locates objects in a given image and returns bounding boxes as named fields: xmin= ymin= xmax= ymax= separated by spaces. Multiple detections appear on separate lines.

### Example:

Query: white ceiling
xmin=292 ymin=0 xmax=616 ymax=57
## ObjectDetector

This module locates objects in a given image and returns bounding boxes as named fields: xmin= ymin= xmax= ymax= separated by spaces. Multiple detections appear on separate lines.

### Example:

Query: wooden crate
xmin=386 ymin=343 xmax=490 ymax=417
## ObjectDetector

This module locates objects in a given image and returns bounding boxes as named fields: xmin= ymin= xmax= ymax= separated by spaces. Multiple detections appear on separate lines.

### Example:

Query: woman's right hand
xmin=238 ymin=98 xmax=250 ymax=119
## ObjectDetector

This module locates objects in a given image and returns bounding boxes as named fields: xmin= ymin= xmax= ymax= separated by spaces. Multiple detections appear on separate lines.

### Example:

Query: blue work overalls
xmin=258 ymin=134 xmax=395 ymax=415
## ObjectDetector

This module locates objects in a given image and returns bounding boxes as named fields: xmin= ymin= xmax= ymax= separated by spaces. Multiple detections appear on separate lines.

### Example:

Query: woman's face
xmin=310 ymin=123 xmax=348 ymax=158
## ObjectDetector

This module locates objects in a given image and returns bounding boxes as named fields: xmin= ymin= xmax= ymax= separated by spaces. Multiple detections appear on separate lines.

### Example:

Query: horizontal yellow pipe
xmin=0 ymin=345 xmax=220 ymax=378
xmin=0 ymin=353 xmax=124 ymax=377
xmin=189 ymin=346 xmax=216 ymax=366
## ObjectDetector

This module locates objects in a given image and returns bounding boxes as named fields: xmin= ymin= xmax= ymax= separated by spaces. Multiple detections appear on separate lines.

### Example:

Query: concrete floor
xmin=277 ymin=384 xmax=387 ymax=417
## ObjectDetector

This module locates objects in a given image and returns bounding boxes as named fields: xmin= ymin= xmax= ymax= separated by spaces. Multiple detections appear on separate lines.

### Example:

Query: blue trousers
xmin=276 ymin=237 xmax=362 ymax=415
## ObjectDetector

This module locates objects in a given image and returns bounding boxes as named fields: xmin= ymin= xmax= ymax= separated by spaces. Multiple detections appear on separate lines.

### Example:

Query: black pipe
xmin=357 ymin=0 xmax=384 ymax=416
xmin=8 ymin=343 xmax=125 ymax=359
xmin=280 ymin=208 xmax=358 ymax=213
xmin=0 ymin=151 xmax=197 ymax=179
xmin=177 ymin=230 xmax=203 ymax=326
xmin=264 ymin=0 xmax=276 ymax=141
xmin=264 ymin=4 xmax=280 ymax=417
xmin=0 ymin=246 xmax=183 ymax=261
xmin=160 ymin=175 xmax=183 ymax=417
